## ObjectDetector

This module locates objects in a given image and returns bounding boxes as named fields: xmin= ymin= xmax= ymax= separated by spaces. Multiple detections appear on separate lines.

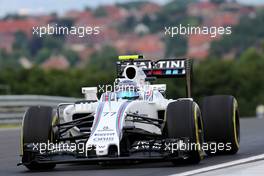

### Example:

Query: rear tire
xmin=165 ymin=100 xmax=203 ymax=164
xmin=21 ymin=106 xmax=57 ymax=171
xmin=201 ymin=95 xmax=240 ymax=155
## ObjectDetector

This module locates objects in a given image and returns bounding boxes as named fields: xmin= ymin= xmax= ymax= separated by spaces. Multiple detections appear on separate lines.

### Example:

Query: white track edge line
xmin=169 ymin=153 xmax=264 ymax=176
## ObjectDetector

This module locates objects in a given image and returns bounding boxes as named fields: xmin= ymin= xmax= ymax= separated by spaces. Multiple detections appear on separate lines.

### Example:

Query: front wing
xmin=19 ymin=138 xmax=191 ymax=165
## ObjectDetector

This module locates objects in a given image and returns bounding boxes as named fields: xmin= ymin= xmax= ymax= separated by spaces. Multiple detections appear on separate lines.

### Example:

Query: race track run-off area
xmin=1 ymin=118 xmax=264 ymax=176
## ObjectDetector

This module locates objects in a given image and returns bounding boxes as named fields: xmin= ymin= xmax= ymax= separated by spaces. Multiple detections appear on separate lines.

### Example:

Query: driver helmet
xmin=116 ymin=80 xmax=140 ymax=100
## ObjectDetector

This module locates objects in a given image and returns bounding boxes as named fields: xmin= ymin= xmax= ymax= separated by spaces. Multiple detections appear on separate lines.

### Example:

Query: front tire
xmin=165 ymin=100 xmax=203 ymax=164
xmin=21 ymin=106 xmax=57 ymax=171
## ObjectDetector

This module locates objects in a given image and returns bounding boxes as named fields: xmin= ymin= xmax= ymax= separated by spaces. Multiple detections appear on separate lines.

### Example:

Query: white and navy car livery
xmin=19 ymin=55 xmax=240 ymax=170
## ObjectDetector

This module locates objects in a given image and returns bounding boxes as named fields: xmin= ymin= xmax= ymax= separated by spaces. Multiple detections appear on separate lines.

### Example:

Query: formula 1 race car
xmin=19 ymin=55 xmax=240 ymax=170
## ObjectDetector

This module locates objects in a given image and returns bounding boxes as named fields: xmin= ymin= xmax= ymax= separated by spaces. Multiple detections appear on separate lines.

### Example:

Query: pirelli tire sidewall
xmin=201 ymin=95 xmax=240 ymax=155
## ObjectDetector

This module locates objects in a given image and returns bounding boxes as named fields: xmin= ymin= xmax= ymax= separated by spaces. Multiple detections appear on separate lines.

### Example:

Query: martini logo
xmin=121 ymin=60 xmax=185 ymax=70
xmin=155 ymin=60 xmax=185 ymax=69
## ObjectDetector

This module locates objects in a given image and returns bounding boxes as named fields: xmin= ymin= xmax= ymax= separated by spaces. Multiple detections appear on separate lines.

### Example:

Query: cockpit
xmin=116 ymin=80 xmax=140 ymax=100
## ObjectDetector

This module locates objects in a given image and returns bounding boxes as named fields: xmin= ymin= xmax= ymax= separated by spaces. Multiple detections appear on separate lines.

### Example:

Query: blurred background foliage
xmin=1 ymin=45 xmax=264 ymax=116
xmin=0 ymin=0 xmax=264 ymax=117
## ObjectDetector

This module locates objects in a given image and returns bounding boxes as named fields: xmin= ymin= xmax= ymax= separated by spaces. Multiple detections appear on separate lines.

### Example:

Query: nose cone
xmin=87 ymin=132 xmax=119 ymax=156
xmin=86 ymin=101 xmax=131 ymax=156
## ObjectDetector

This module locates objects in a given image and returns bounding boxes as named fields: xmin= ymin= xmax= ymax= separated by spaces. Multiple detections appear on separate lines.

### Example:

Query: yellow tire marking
xmin=20 ymin=126 xmax=23 ymax=156
xmin=194 ymin=103 xmax=203 ymax=159
xmin=233 ymin=99 xmax=239 ymax=148
xmin=20 ymin=113 xmax=25 ymax=156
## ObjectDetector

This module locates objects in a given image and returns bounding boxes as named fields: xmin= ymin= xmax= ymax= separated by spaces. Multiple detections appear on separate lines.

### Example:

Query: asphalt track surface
xmin=0 ymin=118 xmax=264 ymax=176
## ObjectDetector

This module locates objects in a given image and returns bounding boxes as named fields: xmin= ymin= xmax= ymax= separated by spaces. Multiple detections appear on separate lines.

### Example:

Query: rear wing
xmin=116 ymin=55 xmax=193 ymax=97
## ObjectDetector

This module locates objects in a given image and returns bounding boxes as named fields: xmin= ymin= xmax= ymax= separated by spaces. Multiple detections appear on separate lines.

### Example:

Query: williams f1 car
xmin=19 ymin=55 xmax=240 ymax=170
